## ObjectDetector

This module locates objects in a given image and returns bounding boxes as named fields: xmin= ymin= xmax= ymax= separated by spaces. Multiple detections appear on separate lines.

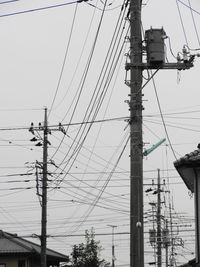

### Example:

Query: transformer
xmin=145 ymin=28 xmax=166 ymax=64
xmin=149 ymin=229 xmax=156 ymax=246
xmin=162 ymin=228 xmax=170 ymax=247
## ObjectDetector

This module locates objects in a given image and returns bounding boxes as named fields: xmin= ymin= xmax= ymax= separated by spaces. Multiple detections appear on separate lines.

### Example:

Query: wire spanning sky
xmin=0 ymin=0 xmax=199 ymax=266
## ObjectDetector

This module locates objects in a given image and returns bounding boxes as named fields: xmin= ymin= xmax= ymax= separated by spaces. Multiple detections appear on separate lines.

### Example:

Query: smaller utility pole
xmin=108 ymin=225 xmax=117 ymax=267
xmin=165 ymin=220 xmax=169 ymax=267
xmin=29 ymin=108 xmax=66 ymax=267
xmin=157 ymin=169 xmax=162 ymax=267
xmin=41 ymin=107 xmax=48 ymax=267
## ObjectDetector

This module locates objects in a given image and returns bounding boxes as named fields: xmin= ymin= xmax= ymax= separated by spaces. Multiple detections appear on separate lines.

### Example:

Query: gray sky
xmin=0 ymin=0 xmax=199 ymax=266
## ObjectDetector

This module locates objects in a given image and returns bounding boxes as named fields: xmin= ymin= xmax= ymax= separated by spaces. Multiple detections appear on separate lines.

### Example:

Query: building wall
xmin=0 ymin=257 xmax=29 ymax=267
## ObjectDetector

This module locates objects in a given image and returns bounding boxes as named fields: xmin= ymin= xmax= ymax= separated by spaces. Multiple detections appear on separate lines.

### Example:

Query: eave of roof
xmin=0 ymin=231 xmax=68 ymax=262
xmin=174 ymin=148 xmax=200 ymax=192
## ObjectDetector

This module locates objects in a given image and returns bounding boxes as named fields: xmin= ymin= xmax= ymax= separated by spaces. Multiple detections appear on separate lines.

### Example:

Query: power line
xmin=0 ymin=0 xmax=82 ymax=18
xmin=187 ymin=0 xmax=200 ymax=46
xmin=0 ymin=116 xmax=127 ymax=131
xmin=151 ymin=72 xmax=178 ymax=160
xmin=48 ymin=2 xmax=78 ymax=118
xmin=176 ymin=0 xmax=189 ymax=46
xmin=177 ymin=0 xmax=200 ymax=16
xmin=0 ymin=0 xmax=19 ymax=4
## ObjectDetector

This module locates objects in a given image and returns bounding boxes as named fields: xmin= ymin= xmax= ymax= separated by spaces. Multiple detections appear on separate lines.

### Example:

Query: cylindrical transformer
xmin=149 ymin=229 xmax=156 ymax=246
xmin=145 ymin=28 xmax=166 ymax=64
xmin=162 ymin=228 xmax=170 ymax=247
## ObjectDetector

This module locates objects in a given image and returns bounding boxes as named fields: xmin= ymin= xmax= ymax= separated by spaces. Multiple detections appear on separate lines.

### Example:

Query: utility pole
xmin=108 ymin=225 xmax=117 ymax=267
xmin=165 ymin=220 xmax=169 ymax=267
xmin=129 ymin=1 xmax=144 ymax=267
xmin=157 ymin=169 xmax=162 ymax=267
xmin=125 ymin=0 xmax=195 ymax=266
xmin=41 ymin=107 xmax=48 ymax=267
xmin=29 ymin=109 xmax=66 ymax=267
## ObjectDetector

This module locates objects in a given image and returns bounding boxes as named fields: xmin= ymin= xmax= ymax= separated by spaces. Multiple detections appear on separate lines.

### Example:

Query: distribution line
xmin=0 ymin=0 xmax=81 ymax=18
xmin=48 ymin=0 xmax=125 ymax=175
xmin=176 ymin=0 xmax=189 ymax=46
xmin=187 ymin=0 xmax=200 ymax=46
xmin=0 ymin=0 xmax=19 ymax=4
xmin=48 ymin=2 xmax=78 ymax=118
xmin=151 ymin=72 xmax=178 ymax=160
xmin=0 ymin=1 xmax=123 ymax=18
xmin=0 ymin=116 xmax=128 ymax=131
xmin=177 ymin=0 xmax=200 ymax=15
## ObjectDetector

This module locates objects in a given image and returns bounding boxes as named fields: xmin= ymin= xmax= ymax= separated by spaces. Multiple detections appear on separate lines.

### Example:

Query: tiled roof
xmin=174 ymin=149 xmax=200 ymax=166
xmin=0 ymin=230 xmax=68 ymax=261
xmin=174 ymin=148 xmax=200 ymax=192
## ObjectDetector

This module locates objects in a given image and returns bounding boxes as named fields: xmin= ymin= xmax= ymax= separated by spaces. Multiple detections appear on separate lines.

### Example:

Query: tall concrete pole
xmin=108 ymin=225 xmax=117 ymax=267
xmin=129 ymin=0 xmax=144 ymax=267
xmin=157 ymin=169 xmax=162 ymax=267
xmin=41 ymin=107 xmax=48 ymax=267
xmin=165 ymin=220 xmax=169 ymax=267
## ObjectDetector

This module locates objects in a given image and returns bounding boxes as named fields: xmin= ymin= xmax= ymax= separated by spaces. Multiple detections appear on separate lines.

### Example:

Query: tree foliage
xmin=70 ymin=229 xmax=111 ymax=267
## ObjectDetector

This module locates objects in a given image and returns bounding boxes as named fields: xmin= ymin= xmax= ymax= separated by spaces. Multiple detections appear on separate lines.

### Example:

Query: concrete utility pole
xmin=108 ymin=225 xmax=117 ymax=267
xmin=157 ymin=169 xmax=162 ymax=267
xmin=165 ymin=220 xmax=169 ymax=267
xmin=41 ymin=107 xmax=48 ymax=267
xmin=125 ymin=0 xmax=195 ymax=266
xmin=29 ymin=109 xmax=67 ymax=267
xmin=129 ymin=0 xmax=144 ymax=267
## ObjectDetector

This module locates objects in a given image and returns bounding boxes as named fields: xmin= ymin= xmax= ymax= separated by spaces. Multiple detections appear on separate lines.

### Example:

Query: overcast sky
xmin=0 ymin=0 xmax=199 ymax=266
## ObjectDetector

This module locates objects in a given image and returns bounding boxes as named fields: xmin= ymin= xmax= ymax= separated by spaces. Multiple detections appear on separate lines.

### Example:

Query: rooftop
xmin=0 ymin=230 xmax=68 ymax=262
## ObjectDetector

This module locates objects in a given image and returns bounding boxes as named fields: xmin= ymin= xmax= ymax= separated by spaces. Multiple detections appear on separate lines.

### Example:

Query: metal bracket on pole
xmin=125 ymin=61 xmax=194 ymax=71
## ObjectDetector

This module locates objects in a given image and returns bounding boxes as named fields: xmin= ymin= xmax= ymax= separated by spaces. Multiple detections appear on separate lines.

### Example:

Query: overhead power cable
xmin=47 ymin=133 xmax=130 ymax=211
xmin=151 ymin=71 xmax=178 ymax=160
xmin=48 ymin=133 xmax=130 ymax=235
xmin=187 ymin=0 xmax=200 ymax=47
xmin=0 ymin=1 xmax=82 ymax=18
xmin=52 ymin=1 xmax=98 ymax=113
xmin=49 ymin=0 xmax=123 ymax=168
xmin=68 ymin=134 xmax=130 ymax=234
xmin=50 ymin=2 xmax=129 ymax=178
xmin=177 ymin=0 xmax=200 ymax=16
xmin=0 ymin=0 xmax=123 ymax=18
xmin=176 ymin=0 xmax=189 ymax=46
xmin=144 ymin=118 xmax=200 ymax=133
xmin=0 ymin=116 xmax=127 ymax=132
xmin=0 ymin=0 xmax=19 ymax=4
xmin=48 ymin=2 xmax=78 ymax=118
